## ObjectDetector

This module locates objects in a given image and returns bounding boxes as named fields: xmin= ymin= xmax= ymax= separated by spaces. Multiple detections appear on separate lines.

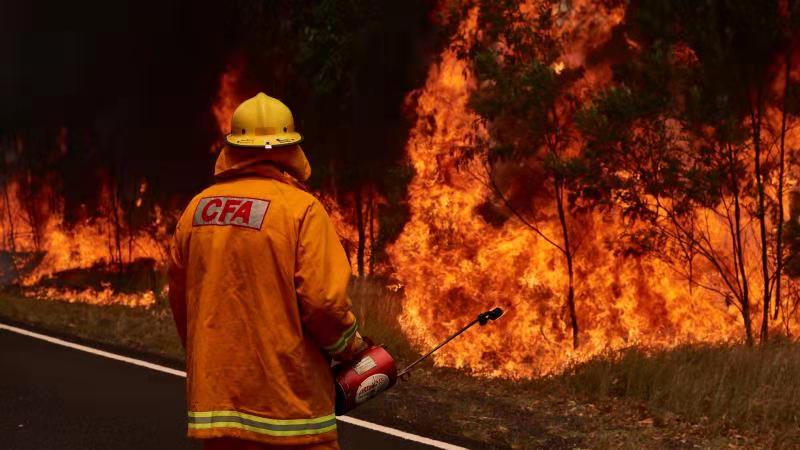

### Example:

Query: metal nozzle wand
xmin=397 ymin=307 xmax=504 ymax=378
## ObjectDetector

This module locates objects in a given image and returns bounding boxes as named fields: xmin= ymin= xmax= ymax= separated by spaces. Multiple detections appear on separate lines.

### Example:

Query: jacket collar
xmin=214 ymin=144 xmax=312 ymax=182
xmin=215 ymin=160 xmax=309 ymax=191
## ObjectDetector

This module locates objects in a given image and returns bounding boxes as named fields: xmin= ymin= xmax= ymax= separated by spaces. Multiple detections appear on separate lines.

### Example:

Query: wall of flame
xmin=386 ymin=4 xmax=797 ymax=378
xmin=4 ymin=2 xmax=799 ymax=379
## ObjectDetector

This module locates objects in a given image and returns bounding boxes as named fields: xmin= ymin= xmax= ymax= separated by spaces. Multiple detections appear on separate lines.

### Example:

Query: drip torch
xmin=334 ymin=307 xmax=504 ymax=415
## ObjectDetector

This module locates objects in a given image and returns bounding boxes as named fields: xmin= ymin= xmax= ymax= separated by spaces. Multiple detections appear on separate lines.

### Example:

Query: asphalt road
xmin=0 ymin=327 xmax=455 ymax=450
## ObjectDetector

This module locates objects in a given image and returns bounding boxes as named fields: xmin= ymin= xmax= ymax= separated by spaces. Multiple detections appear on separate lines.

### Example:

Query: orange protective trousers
xmin=203 ymin=438 xmax=340 ymax=450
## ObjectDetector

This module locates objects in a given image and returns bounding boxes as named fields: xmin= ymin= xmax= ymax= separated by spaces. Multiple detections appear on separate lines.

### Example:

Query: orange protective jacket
xmin=168 ymin=146 xmax=357 ymax=446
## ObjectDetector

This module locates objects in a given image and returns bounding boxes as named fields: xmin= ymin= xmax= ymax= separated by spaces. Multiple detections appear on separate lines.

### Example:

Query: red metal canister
xmin=334 ymin=345 xmax=397 ymax=415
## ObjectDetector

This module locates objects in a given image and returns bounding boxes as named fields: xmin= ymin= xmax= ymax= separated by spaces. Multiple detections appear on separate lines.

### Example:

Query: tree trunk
xmin=734 ymin=191 xmax=754 ymax=345
xmin=21 ymin=145 xmax=41 ymax=252
xmin=752 ymin=88 xmax=771 ymax=343
xmin=367 ymin=189 xmax=375 ymax=276
xmin=554 ymin=178 xmax=579 ymax=349
xmin=127 ymin=201 xmax=134 ymax=266
xmin=112 ymin=187 xmax=123 ymax=273
xmin=354 ymin=188 xmax=365 ymax=279
xmin=683 ymin=218 xmax=696 ymax=295
xmin=1 ymin=184 xmax=14 ymax=254
xmin=109 ymin=165 xmax=124 ymax=274
xmin=774 ymin=51 xmax=791 ymax=322
xmin=729 ymin=141 xmax=753 ymax=345
xmin=1 ymin=149 xmax=16 ymax=255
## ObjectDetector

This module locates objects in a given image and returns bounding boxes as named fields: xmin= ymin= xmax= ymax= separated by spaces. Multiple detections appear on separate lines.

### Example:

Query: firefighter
xmin=168 ymin=92 xmax=367 ymax=450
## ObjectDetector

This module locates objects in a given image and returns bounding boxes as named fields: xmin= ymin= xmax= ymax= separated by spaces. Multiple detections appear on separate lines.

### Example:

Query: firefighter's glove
xmin=334 ymin=332 xmax=370 ymax=363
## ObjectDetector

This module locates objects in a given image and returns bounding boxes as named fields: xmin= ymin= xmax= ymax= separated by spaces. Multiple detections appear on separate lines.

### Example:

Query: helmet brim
xmin=225 ymin=131 xmax=303 ymax=149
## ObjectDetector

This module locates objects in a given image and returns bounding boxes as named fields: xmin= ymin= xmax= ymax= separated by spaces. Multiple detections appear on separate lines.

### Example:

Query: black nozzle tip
xmin=489 ymin=307 xmax=503 ymax=319
xmin=478 ymin=307 xmax=504 ymax=325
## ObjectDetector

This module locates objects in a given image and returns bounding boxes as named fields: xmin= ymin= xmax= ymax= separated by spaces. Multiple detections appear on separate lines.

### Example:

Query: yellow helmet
xmin=225 ymin=93 xmax=303 ymax=149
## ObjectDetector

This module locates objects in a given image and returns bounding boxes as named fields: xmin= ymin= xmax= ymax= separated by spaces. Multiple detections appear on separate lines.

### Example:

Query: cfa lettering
xmin=201 ymin=198 xmax=254 ymax=224
xmin=192 ymin=196 xmax=270 ymax=230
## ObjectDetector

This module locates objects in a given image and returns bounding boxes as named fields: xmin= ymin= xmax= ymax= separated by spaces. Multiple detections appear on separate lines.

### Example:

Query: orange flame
xmin=387 ymin=4 xmax=796 ymax=378
xmin=213 ymin=62 xmax=245 ymax=137
xmin=0 ymin=180 xmax=164 ymax=307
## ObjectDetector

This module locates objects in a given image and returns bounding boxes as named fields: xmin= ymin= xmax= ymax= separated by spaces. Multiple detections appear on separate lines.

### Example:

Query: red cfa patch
xmin=192 ymin=196 xmax=269 ymax=230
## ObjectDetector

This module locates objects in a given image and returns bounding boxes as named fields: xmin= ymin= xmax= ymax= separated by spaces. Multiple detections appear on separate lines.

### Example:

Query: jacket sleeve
xmin=295 ymin=200 xmax=359 ymax=357
xmin=167 ymin=221 xmax=188 ymax=349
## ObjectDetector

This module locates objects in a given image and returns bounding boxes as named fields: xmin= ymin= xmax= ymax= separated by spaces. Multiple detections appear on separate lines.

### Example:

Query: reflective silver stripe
xmin=187 ymin=411 xmax=337 ymax=437
xmin=189 ymin=415 xmax=336 ymax=431
xmin=324 ymin=321 xmax=358 ymax=355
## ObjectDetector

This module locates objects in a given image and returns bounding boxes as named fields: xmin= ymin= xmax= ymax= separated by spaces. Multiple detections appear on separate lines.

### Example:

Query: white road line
xmin=0 ymin=322 xmax=468 ymax=450
xmin=336 ymin=415 xmax=467 ymax=450
xmin=0 ymin=323 xmax=187 ymax=377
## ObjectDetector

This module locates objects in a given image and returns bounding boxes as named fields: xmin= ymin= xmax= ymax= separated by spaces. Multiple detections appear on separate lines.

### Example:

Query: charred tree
xmin=18 ymin=136 xmax=45 ymax=253
xmin=730 ymin=144 xmax=754 ymax=345
xmin=354 ymin=188 xmax=366 ymax=279
xmin=0 ymin=144 xmax=16 ymax=256
xmin=367 ymin=188 xmax=376 ymax=276
xmin=107 ymin=156 xmax=125 ymax=273
xmin=751 ymin=86 xmax=772 ymax=343
xmin=554 ymin=175 xmax=579 ymax=348
xmin=774 ymin=50 xmax=792 ymax=323
xmin=464 ymin=1 xmax=590 ymax=348
xmin=576 ymin=0 xmax=799 ymax=345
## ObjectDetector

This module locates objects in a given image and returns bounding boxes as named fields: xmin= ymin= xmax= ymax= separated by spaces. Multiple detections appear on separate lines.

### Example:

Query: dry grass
xmin=348 ymin=279 xmax=419 ymax=364
xmin=0 ymin=280 xmax=414 ymax=364
xmin=552 ymin=341 xmax=800 ymax=445
xmin=0 ymin=289 xmax=184 ymax=361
